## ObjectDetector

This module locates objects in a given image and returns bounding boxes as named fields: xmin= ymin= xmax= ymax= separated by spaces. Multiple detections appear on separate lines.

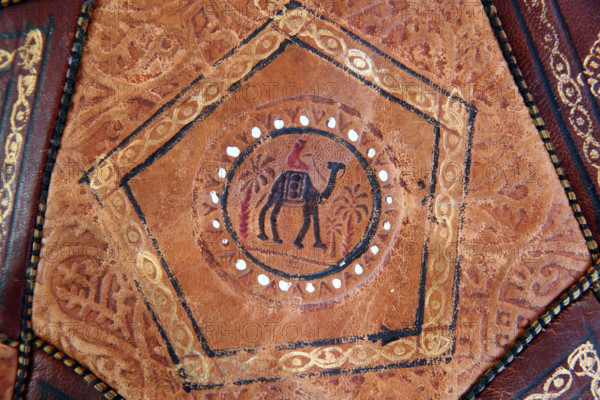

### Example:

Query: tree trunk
xmin=343 ymin=215 xmax=353 ymax=255
xmin=239 ymin=186 xmax=252 ymax=243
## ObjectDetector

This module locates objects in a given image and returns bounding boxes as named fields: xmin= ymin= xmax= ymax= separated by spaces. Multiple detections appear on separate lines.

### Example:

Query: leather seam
xmin=30 ymin=337 xmax=125 ymax=400
xmin=462 ymin=265 xmax=600 ymax=399
xmin=479 ymin=0 xmax=599 ymax=259
xmin=0 ymin=0 xmax=25 ymax=7
xmin=11 ymin=1 xmax=95 ymax=399
xmin=0 ymin=331 xmax=19 ymax=348
xmin=461 ymin=1 xmax=600 ymax=398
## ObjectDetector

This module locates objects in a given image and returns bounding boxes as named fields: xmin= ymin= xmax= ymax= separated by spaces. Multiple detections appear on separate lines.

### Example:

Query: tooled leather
xmin=0 ymin=342 xmax=18 ymax=399
xmin=493 ymin=0 xmax=600 ymax=246
xmin=25 ymin=347 xmax=106 ymax=400
xmin=477 ymin=290 xmax=600 ymax=399
xmin=30 ymin=0 xmax=591 ymax=399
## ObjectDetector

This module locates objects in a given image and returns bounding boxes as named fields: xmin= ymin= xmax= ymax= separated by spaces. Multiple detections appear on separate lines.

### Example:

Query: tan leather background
xmin=30 ymin=0 xmax=591 ymax=399
xmin=0 ymin=342 xmax=18 ymax=399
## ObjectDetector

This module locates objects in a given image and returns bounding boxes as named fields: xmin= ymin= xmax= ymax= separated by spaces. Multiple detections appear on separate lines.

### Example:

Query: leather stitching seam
xmin=462 ymin=1 xmax=600 ymax=398
xmin=0 ymin=0 xmax=25 ymax=8
xmin=11 ymin=1 xmax=100 ymax=399
xmin=30 ymin=337 xmax=124 ymax=400
xmin=0 ymin=331 xmax=19 ymax=348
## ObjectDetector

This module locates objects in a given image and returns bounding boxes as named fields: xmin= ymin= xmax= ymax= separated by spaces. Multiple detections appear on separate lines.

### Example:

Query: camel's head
xmin=326 ymin=161 xmax=346 ymax=177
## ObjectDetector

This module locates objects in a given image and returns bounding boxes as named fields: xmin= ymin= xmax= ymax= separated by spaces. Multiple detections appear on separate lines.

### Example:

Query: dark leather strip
xmin=8 ymin=1 xmax=93 ymax=399
xmin=476 ymin=290 xmax=600 ymax=399
xmin=462 ymin=1 xmax=600 ymax=397
xmin=25 ymin=339 xmax=123 ymax=400
xmin=492 ymin=0 xmax=600 ymax=246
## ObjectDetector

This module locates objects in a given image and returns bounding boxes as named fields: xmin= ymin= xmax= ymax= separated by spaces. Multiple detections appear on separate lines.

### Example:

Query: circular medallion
xmin=192 ymin=100 xmax=402 ymax=306
xmin=221 ymin=127 xmax=381 ymax=280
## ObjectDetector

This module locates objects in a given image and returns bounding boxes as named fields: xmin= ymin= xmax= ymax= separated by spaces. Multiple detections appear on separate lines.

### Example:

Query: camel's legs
xmin=312 ymin=206 xmax=326 ymax=249
xmin=270 ymin=199 xmax=284 ymax=243
xmin=294 ymin=203 xmax=312 ymax=249
xmin=258 ymin=194 xmax=275 ymax=241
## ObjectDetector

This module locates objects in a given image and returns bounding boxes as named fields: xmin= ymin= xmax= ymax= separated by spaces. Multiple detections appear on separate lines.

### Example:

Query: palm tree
xmin=239 ymin=154 xmax=275 ymax=194
xmin=333 ymin=184 xmax=369 ymax=255
xmin=324 ymin=216 xmax=343 ymax=258
xmin=238 ymin=154 xmax=275 ymax=242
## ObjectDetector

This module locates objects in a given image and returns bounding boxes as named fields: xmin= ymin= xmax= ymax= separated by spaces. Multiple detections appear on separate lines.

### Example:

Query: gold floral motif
xmin=0 ymin=29 xmax=44 ymax=254
xmin=279 ymin=338 xmax=418 ymax=374
xmin=582 ymin=32 xmax=600 ymax=100
xmin=106 ymin=188 xmax=210 ymax=382
xmin=424 ymin=88 xmax=466 ymax=328
xmin=524 ymin=0 xmax=600 ymax=185
xmin=524 ymin=341 xmax=600 ymax=400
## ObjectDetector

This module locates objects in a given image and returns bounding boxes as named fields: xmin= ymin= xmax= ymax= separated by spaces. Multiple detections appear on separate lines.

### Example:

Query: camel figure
xmin=258 ymin=161 xmax=346 ymax=249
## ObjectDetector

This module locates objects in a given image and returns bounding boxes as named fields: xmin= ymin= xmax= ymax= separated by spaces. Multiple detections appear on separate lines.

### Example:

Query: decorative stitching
xmin=12 ymin=1 xmax=93 ymax=399
xmin=462 ymin=264 xmax=600 ymax=399
xmin=461 ymin=1 xmax=600 ymax=398
xmin=0 ymin=332 xmax=19 ymax=348
xmin=591 ymin=282 xmax=600 ymax=303
xmin=479 ymin=0 xmax=599 ymax=260
xmin=30 ymin=338 xmax=125 ymax=400
xmin=520 ymin=0 xmax=600 ymax=204
xmin=0 ymin=0 xmax=24 ymax=7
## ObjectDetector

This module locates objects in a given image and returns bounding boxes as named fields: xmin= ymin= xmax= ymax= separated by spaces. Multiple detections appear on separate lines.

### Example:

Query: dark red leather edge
xmin=492 ymin=0 xmax=600 ymax=245
xmin=477 ymin=289 xmax=600 ymax=399
xmin=0 ymin=0 xmax=85 ymax=339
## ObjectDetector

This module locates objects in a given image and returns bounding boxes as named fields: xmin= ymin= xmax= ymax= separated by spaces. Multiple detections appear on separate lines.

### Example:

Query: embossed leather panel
xmin=477 ymin=290 xmax=600 ymax=399
xmin=493 ymin=0 xmax=600 ymax=245
xmin=29 ymin=0 xmax=592 ymax=399
xmin=0 ymin=342 xmax=18 ymax=400
xmin=0 ymin=0 xmax=85 ymax=339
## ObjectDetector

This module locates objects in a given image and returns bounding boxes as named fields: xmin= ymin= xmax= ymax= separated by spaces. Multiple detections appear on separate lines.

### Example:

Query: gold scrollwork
xmin=424 ymin=88 xmax=466 ymax=327
xmin=278 ymin=338 xmax=419 ymax=374
xmin=0 ymin=49 xmax=14 ymax=70
xmin=105 ymin=188 xmax=208 ymax=379
xmin=582 ymin=32 xmax=600 ymax=100
xmin=0 ymin=29 xmax=44 ymax=254
xmin=440 ymin=89 xmax=467 ymax=132
xmin=525 ymin=341 xmax=600 ymax=400
xmin=523 ymin=0 xmax=600 ymax=186
xmin=88 ymin=6 xmax=471 ymax=382
xmin=90 ymin=31 xmax=286 ymax=196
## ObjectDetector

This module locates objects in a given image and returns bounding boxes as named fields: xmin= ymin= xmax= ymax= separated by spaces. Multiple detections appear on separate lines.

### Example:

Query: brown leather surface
xmin=493 ymin=0 xmax=600 ymax=245
xmin=27 ymin=0 xmax=592 ymax=399
xmin=553 ymin=0 xmax=600 ymax=98
xmin=478 ymin=290 xmax=600 ymax=399
xmin=24 ymin=346 xmax=104 ymax=400
xmin=0 ymin=342 xmax=18 ymax=400
xmin=0 ymin=0 xmax=84 ymax=339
